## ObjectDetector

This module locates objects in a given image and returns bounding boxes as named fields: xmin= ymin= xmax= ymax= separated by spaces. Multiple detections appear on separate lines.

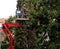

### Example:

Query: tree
xmin=15 ymin=0 xmax=60 ymax=49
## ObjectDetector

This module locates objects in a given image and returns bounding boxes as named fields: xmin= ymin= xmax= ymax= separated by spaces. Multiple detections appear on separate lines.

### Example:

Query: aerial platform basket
xmin=16 ymin=18 xmax=29 ymax=21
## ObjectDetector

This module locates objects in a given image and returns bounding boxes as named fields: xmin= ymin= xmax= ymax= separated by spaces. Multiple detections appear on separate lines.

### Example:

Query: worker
xmin=21 ymin=4 xmax=28 ymax=18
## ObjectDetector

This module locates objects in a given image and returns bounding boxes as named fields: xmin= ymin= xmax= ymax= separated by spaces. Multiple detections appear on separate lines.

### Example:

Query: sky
xmin=0 ymin=0 xmax=17 ymax=18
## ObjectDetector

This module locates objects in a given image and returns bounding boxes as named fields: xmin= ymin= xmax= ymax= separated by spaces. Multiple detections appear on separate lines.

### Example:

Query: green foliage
xmin=9 ymin=0 xmax=60 ymax=49
xmin=8 ymin=16 xmax=15 ymax=23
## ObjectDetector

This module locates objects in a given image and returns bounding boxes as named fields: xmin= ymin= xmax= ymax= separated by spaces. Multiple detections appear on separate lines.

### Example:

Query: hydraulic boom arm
xmin=2 ymin=23 xmax=22 ymax=49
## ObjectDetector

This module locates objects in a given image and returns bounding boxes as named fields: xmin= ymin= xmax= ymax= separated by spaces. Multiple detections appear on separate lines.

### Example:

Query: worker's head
xmin=23 ymin=4 xmax=26 ymax=7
